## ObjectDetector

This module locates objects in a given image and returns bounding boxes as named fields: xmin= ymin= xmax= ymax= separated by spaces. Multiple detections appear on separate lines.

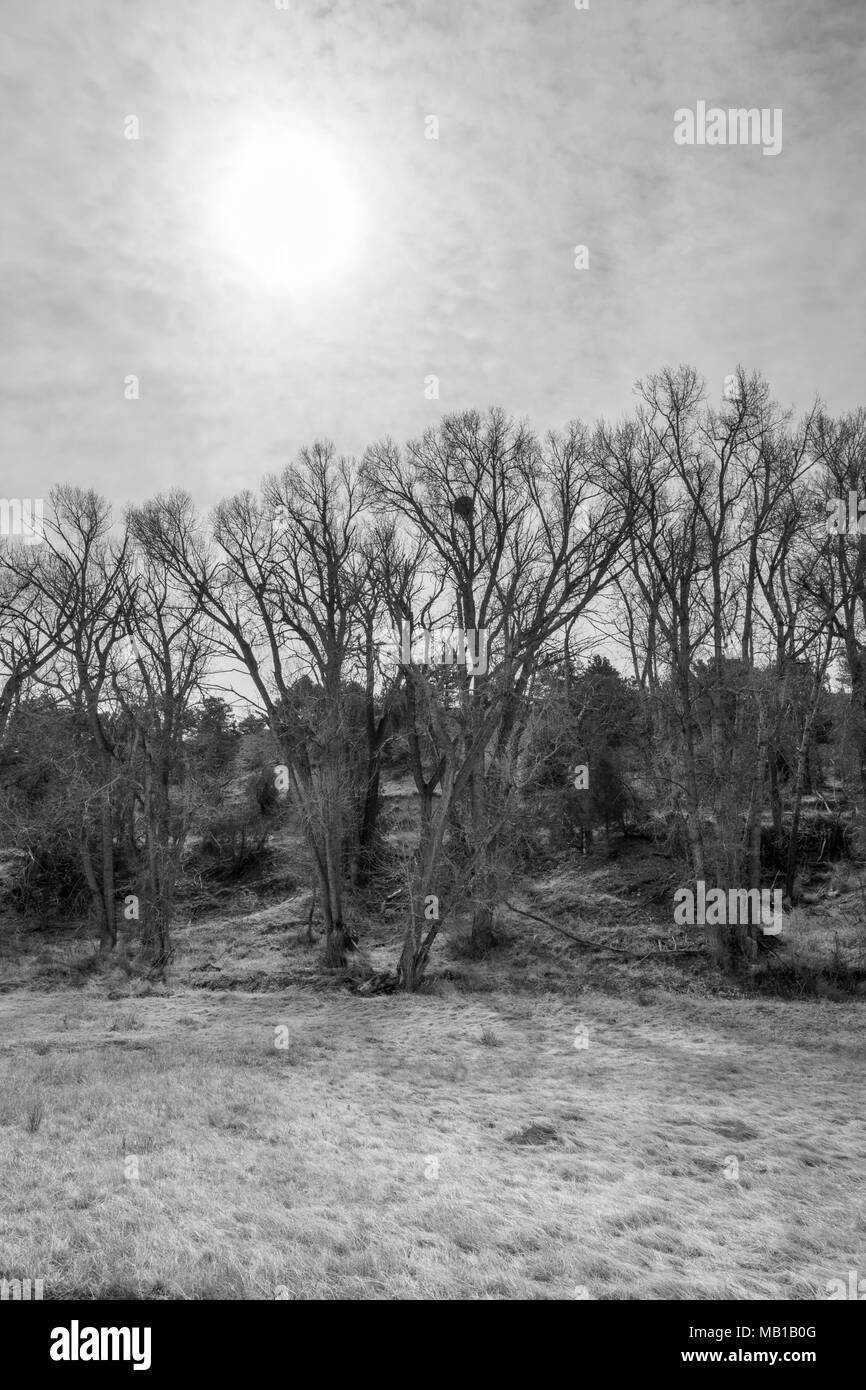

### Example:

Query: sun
xmin=210 ymin=131 xmax=363 ymax=291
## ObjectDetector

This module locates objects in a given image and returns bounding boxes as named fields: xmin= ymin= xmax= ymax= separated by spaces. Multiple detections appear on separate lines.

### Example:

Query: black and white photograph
xmin=1 ymin=0 xmax=864 ymax=1343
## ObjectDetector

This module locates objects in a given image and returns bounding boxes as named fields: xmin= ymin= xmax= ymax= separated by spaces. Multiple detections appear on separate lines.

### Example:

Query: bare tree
xmin=5 ymin=489 xmax=132 ymax=949
xmin=364 ymin=407 xmax=631 ymax=986
xmin=132 ymin=445 xmax=371 ymax=968
xmin=108 ymin=537 xmax=214 ymax=972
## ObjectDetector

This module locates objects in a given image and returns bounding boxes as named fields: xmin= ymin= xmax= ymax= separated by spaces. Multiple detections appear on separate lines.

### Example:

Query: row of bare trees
xmin=604 ymin=368 xmax=864 ymax=964
xmin=2 ymin=370 xmax=865 ymax=984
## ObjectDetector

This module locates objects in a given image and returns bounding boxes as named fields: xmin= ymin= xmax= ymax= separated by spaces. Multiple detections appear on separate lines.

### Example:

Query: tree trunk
xmin=677 ymin=674 xmax=705 ymax=880
xmin=100 ymin=796 xmax=116 ymax=950
xmin=323 ymin=810 xmax=349 ymax=966
xmin=79 ymin=828 xmax=112 ymax=950
xmin=468 ymin=772 xmax=496 ymax=956
xmin=309 ymin=843 xmax=351 ymax=968
xmin=0 ymin=673 xmax=20 ymax=745
xmin=768 ymin=742 xmax=783 ymax=863
xmin=396 ymin=780 xmax=453 ymax=990
xmin=295 ymin=762 xmax=353 ymax=969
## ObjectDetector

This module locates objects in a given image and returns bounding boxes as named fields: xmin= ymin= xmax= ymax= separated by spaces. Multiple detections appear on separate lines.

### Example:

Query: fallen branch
xmin=502 ymin=900 xmax=705 ymax=959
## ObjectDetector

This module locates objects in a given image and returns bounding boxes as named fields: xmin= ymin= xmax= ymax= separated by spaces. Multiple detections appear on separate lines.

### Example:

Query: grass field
xmin=2 ymin=906 xmax=864 ymax=1299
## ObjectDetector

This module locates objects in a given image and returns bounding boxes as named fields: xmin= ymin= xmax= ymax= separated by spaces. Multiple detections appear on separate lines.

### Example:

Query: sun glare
xmin=210 ymin=131 xmax=363 ymax=291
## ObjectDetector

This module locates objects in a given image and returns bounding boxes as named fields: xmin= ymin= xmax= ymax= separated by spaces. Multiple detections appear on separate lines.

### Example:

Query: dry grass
xmin=1 ymin=973 xmax=863 ymax=1299
xmin=1 ymin=835 xmax=863 ymax=1299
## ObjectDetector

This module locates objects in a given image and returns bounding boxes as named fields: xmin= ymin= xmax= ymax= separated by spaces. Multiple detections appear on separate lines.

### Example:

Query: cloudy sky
xmin=2 ymin=0 xmax=864 ymax=511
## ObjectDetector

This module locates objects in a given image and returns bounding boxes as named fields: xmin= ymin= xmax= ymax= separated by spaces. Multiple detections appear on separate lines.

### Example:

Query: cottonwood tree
xmin=805 ymin=409 xmax=866 ymax=798
xmin=626 ymin=368 xmax=803 ymax=810
xmin=4 ymin=489 xmax=134 ymax=950
xmin=108 ymin=540 xmax=214 ymax=970
xmin=602 ymin=402 xmax=714 ymax=880
xmin=3 ymin=491 xmax=212 ymax=966
xmin=344 ymin=521 xmax=414 ymax=885
xmin=364 ymin=407 xmax=632 ymax=987
xmin=607 ymin=368 xmax=832 ymax=965
xmin=132 ymin=445 xmax=372 ymax=967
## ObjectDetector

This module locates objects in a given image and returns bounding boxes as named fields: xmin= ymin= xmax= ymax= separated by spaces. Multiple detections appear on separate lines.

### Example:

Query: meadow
xmin=2 ymin=849 xmax=863 ymax=1301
